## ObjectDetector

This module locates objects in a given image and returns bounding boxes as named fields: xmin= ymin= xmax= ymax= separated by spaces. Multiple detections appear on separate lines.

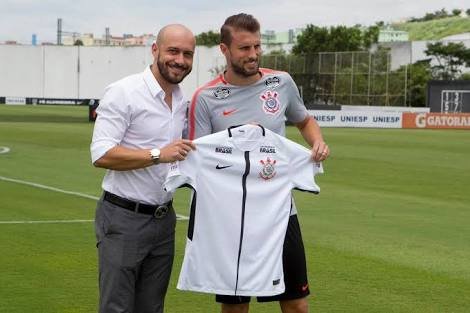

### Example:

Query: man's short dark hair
xmin=220 ymin=13 xmax=260 ymax=46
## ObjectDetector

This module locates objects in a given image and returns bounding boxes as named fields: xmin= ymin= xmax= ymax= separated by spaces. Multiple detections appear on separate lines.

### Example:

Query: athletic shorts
xmin=216 ymin=214 xmax=310 ymax=304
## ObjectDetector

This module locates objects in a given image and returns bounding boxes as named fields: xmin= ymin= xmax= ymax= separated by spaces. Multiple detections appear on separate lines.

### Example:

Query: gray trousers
xmin=95 ymin=197 xmax=176 ymax=313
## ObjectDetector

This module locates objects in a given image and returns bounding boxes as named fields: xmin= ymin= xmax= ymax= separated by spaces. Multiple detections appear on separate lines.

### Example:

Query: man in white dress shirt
xmin=90 ymin=24 xmax=196 ymax=313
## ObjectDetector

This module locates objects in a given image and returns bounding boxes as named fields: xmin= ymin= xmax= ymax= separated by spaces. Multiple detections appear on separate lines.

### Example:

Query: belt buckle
xmin=154 ymin=205 xmax=169 ymax=219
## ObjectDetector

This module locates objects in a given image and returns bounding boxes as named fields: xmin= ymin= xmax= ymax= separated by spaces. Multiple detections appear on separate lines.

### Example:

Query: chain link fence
xmin=260 ymin=51 xmax=409 ymax=107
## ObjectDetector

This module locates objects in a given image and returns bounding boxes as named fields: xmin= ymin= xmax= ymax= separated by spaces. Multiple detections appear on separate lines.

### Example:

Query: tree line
xmin=408 ymin=8 xmax=470 ymax=22
xmin=196 ymin=20 xmax=470 ymax=107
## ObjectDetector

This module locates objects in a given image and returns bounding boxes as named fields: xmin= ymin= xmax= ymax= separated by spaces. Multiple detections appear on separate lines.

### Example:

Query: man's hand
xmin=294 ymin=116 xmax=330 ymax=162
xmin=159 ymin=139 xmax=196 ymax=163
xmin=311 ymin=141 xmax=329 ymax=162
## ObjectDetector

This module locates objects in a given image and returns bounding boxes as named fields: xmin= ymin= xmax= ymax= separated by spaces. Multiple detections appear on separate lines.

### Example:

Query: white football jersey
xmin=164 ymin=124 xmax=323 ymax=296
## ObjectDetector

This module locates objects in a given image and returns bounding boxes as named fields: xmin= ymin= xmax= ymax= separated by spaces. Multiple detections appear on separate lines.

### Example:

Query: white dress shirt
xmin=91 ymin=66 xmax=187 ymax=205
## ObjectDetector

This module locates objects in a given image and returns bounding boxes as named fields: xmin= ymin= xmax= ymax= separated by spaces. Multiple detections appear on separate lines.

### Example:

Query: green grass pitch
xmin=1 ymin=104 xmax=469 ymax=312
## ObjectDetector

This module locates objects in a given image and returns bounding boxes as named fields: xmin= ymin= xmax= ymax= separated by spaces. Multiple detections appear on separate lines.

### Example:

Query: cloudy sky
xmin=1 ymin=0 xmax=469 ymax=44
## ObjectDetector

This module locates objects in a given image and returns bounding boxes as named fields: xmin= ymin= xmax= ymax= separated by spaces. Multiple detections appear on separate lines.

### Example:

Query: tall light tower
xmin=57 ymin=18 xmax=62 ymax=45
xmin=57 ymin=18 xmax=80 ymax=45
xmin=105 ymin=27 xmax=110 ymax=45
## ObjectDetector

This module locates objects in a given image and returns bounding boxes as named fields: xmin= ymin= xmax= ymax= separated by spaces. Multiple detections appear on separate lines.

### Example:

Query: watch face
xmin=151 ymin=148 xmax=160 ymax=160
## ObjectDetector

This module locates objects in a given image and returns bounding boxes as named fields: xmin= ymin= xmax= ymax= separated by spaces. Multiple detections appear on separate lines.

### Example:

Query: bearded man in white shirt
xmin=90 ymin=24 xmax=196 ymax=313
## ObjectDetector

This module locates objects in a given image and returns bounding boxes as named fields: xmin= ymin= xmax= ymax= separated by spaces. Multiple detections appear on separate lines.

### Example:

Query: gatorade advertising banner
xmin=402 ymin=113 xmax=470 ymax=129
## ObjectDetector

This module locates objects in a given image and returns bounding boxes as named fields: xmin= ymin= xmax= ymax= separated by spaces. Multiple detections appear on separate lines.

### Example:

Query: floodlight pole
xmin=57 ymin=18 xmax=62 ymax=45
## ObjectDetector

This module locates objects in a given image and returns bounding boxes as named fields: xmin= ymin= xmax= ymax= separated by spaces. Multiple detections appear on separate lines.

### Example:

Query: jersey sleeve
xmin=284 ymin=73 xmax=309 ymax=124
xmin=284 ymin=137 xmax=323 ymax=193
xmin=164 ymin=152 xmax=198 ymax=192
xmin=188 ymin=89 xmax=213 ymax=140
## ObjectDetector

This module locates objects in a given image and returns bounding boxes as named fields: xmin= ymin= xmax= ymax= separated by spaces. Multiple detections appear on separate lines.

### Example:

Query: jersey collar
xmin=227 ymin=124 xmax=266 ymax=152
xmin=228 ymin=124 xmax=265 ymax=137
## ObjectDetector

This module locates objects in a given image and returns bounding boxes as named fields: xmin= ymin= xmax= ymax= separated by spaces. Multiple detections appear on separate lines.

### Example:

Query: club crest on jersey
xmin=259 ymin=157 xmax=277 ymax=180
xmin=265 ymin=76 xmax=280 ymax=88
xmin=260 ymin=90 xmax=280 ymax=115
xmin=213 ymin=87 xmax=231 ymax=99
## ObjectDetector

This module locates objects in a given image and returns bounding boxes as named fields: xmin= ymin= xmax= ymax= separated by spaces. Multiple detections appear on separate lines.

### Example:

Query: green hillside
xmin=393 ymin=16 xmax=470 ymax=40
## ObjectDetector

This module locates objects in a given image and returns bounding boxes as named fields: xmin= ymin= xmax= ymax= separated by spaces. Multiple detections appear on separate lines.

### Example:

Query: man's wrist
xmin=149 ymin=148 xmax=161 ymax=164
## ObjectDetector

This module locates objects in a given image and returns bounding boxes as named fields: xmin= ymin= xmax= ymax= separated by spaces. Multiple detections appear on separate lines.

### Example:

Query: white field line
xmin=0 ymin=175 xmax=100 ymax=200
xmin=0 ymin=219 xmax=94 ymax=224
xmin=0 ymin=146 xmax=11 ymax=154
xmin=0 ymin=175 xmax=189 ymax=221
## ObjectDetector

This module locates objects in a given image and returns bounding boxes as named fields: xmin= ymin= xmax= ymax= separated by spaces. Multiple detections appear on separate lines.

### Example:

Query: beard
xmin=230 ymin=57 xmax=259 ymax=77
xmin=156 ymin=54 xmax=192 ymax=84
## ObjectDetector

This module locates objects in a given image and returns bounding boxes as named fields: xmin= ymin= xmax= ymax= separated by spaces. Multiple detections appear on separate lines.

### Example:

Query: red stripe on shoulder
xmin=259 ymin=68 xmax=286 ymax=75
xmin=188 ymin=75 xmax=224 ymax=140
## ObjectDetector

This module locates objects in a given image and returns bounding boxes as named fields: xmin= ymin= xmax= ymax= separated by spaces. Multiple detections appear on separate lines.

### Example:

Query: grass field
xmin=1 ymin=104 xmax=470 ymax=313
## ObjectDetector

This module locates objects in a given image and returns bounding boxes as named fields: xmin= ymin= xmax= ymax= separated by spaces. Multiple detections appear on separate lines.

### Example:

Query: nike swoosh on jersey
xmin=222 ymin=109 xmax=237 ymax=116
xmin=216 ymin=164 xmax=232 ymax=170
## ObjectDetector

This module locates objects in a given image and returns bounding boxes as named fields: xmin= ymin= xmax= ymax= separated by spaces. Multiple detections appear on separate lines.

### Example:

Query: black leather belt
xmin=103 ymin=191 xmax=172 ymax=219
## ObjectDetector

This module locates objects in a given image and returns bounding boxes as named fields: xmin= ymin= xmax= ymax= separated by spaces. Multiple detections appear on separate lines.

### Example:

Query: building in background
xmin=261 ymin=28 xmax=303 ymax=52
xmin=62 ymin=33 xmax=94 ymax=45
xmin=61 ymin=32 xmax=155 ymax=46
xmin=378 ymin=26 xmax=409 ymax=42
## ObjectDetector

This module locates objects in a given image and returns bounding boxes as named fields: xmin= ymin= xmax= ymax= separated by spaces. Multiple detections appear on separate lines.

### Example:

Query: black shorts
xmin=216 ymin=214 xmax=310 ymax=304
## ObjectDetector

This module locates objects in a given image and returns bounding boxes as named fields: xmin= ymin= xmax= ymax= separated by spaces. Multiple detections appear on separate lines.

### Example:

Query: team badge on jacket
xmin=265 ymin=76 xmax=280 ymax=88
xmin=259 ymin=157 xmax=277 ymax=180
xmin=213 ymin=87 xmax=230 ymax=99
xmin=260 ymin=90 xmax=280 ymax=115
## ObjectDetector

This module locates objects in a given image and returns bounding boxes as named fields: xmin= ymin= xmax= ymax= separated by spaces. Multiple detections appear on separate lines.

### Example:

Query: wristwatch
xmin=150 ymin=148 xmax=161 ymax=164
